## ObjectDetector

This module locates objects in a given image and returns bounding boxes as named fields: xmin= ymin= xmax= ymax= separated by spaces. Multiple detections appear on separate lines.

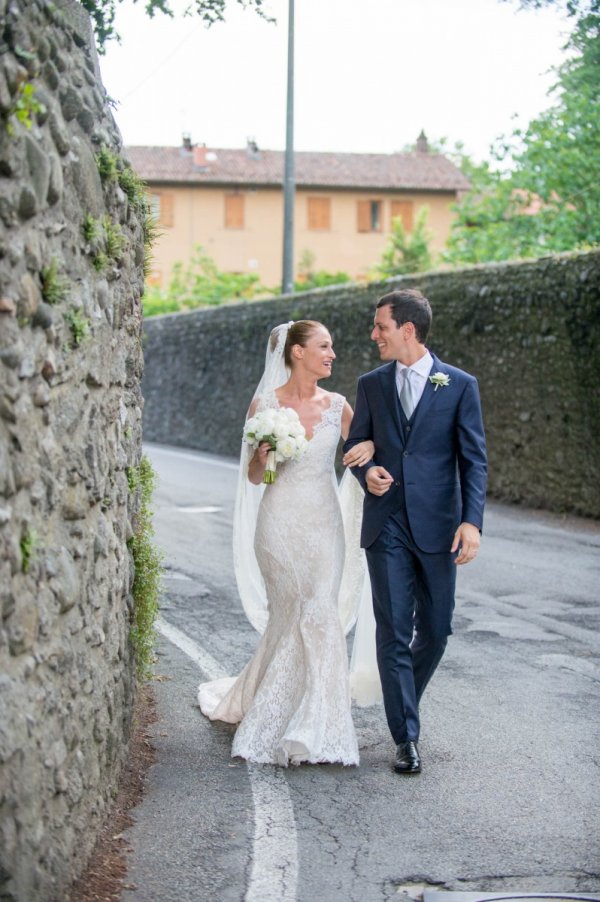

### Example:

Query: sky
xmin=98 ymin=0 xmax=571 ymax=163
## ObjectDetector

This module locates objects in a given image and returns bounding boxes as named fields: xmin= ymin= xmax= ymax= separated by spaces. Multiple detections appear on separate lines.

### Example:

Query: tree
xmin=142 ymin=245 xmax=272 ymax=316
xmin=82 ymin=0 xmax=273 ymax=51
xmin=375 ymin=207 xmax=434 ymax=277
xmin=294 ymin=249 xmax=352 ymax=291
xmin=445 ymin=10 xmax=600 ymax=264
xmin=501 ymin=0 xmax=599 ymax=14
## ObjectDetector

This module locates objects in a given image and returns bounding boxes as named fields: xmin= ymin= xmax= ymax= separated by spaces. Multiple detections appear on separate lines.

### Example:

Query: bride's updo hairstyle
xmin=284 ymin=320 xmax=323 ymax=368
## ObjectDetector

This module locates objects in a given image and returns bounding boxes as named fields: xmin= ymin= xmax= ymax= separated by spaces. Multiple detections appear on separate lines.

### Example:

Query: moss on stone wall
xmin=142 ymin=250 xmax=600 ymax=518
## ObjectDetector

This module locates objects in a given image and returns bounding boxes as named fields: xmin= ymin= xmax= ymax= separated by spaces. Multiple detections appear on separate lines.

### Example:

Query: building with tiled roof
xmin=127 ymin=133 xmax=469 ymax=288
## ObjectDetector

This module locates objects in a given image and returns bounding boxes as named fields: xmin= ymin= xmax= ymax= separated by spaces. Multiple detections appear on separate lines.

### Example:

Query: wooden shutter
xmin=391 ymin=200 xmax=414 ymax=232
xmin=357 ymin=200 xmax=370 ymax=232
xmin=225 ymin=193 xmax=244 ymax=229
xmin=307 ymin=197 xmax=331 ymax=230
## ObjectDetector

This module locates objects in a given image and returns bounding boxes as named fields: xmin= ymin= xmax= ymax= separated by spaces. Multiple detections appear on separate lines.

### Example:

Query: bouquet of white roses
xmin=244 ymin=407 xmax=308 ymax=484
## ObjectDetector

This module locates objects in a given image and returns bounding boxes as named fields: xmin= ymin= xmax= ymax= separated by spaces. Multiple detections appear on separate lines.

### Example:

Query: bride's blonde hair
xmin=284 ymin=320 xmax=324 ymax=367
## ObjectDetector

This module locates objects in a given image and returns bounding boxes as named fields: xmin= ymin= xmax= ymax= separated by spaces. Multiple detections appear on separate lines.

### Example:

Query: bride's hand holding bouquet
xmin=245 ymin=407 xmax=308 ymax=484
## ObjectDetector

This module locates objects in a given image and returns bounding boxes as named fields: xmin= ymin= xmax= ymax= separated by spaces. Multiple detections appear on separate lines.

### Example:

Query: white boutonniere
xmin=429 ymin=372 xmax=450 ymax=391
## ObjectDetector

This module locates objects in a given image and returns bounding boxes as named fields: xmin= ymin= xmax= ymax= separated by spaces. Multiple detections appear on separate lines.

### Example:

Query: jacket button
xmin=406 ymin=426 xmax=411 ymax=432
xmin=403 ymin=451 xmax=409 ymax=458
xmin=395 ymin=481 xmax=400 ymax=486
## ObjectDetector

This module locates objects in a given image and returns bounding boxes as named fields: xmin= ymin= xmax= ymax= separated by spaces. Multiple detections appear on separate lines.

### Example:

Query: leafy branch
xmin=80 ymin=0 xmax=274 ymax=51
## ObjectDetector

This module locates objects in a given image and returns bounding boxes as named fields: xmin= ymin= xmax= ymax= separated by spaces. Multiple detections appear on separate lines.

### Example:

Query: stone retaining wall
xmin=142 ymin=250 xmax=600 ymax=518
xmin=0 ymin=1 xmax=145 ymax=898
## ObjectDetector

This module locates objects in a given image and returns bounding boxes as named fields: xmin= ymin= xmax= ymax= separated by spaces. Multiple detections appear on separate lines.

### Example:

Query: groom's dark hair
xmin=377 ymin=289 xmax=432 ymax=343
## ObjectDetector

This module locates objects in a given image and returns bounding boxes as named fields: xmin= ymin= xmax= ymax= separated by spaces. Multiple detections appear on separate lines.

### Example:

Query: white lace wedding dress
xmin=197 ymin=390 xmax=359 ymax=766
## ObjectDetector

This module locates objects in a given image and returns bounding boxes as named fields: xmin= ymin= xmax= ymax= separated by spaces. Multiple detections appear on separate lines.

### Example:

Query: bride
xmin=197 ymin=320 xmax=375 ymax=766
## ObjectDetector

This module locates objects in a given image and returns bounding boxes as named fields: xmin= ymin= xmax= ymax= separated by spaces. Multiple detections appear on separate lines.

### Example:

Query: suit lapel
xmin=408 ymin=353 xmax=447 ymax=439
xmin=378 ymin=361 xmax=404 ymax=440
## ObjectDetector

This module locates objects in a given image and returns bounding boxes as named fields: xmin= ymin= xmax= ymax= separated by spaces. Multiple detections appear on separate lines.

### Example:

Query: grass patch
xmin=103 ymin=216 xmax=126 ymax=260
xmin=83 ymin=214 xmax=126 ymax=270
xmin=65 ymin=309 xmax=90 ymax=347
xmin=96 ymin=146 xmax=118 ymax=183
xmin=142 ymin=207 xmax=161 ymax=279
xmin=41 ymin=259 xmax=69 ymax=304
xmin=5 ymin=81 xmax=45 ymax=135
xmin=20 ymin=528 xmax=38 ymax=573
xmin=83 ymin=212 xmax=102 ymax=244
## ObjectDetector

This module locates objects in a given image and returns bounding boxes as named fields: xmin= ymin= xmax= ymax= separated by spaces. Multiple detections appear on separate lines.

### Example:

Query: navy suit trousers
xmin=366 ymin=506 xmax=457 ymax=744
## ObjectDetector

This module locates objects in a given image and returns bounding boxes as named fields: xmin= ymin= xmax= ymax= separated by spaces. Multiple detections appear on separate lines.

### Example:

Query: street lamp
xmin=281 ymin=0 xmax=294 ymax=295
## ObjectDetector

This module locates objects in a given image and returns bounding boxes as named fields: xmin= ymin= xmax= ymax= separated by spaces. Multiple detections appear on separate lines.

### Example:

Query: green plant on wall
xmin=83 ymin=214 xmax=127 ymax=271
xmin=20 ymin=528 xmax=38 ymax=573
xmin=41 ymin=259 xmax=69 ymax=304
xmin=127 ymin=455 xmax=163 ymax=678
xmin=65 ymin=309 xmax=90 ymax=347
xmin=83 ymin=213 xmax=102 ymax=244
xmin=141 ymin=205 xmax=160 ymax=279
xmin=93 ymin=153 xmax=158 ymax=277
xmin=117 ymin=164 xmax=160 ymax=275
xmin=103 ymin=216 xmax=126 ymax=260
xmin=96 ymin=146 xmax=119 ymax=183
xmin=4 ymin=80 xmax=45 ymax=135
xmin=126 ymin=465 xmax=139 ymax=493
xmin=118 ymin=164 xmax=146 ymax=209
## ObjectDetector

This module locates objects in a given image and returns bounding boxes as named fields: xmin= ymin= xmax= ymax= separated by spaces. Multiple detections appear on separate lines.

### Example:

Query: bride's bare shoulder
xmin=321 ymin=388 xmax=345 ymax=405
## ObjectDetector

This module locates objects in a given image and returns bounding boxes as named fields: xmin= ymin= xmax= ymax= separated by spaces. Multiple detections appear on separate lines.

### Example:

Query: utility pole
xmin=281 ymin=0 xmax=294 ymax=295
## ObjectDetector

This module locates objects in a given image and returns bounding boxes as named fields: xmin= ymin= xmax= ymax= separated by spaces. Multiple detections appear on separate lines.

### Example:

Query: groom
xmin=344 ymin=288 xmax=487 ymax=774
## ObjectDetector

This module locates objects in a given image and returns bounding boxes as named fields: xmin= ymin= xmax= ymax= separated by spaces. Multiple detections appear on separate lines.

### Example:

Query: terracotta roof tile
xmin=125 ymin=145 xmax=470 ymax=192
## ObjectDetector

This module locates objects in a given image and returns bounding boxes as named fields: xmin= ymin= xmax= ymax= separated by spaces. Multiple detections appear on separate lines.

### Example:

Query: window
xmin=149 ymin=192 xmax=174 ymax=228
xmin=357 ymin=199 xmax=382 ymax=232
xmin=225 ymin=193 xmax=245 ymax=229
xmin=390 ymin=200 xmax=414 ymax=232
xmin=307 ymin=196 xmax=331 ymax=231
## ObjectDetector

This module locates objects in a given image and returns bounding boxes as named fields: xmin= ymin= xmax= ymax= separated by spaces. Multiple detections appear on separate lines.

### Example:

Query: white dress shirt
xmin=395 ymin=350 xmax=433 ymax=412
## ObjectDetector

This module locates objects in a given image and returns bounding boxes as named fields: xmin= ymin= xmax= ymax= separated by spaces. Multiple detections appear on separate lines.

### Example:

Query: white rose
xmin=276 ymin=437 xmax=295 ymax=459
xmin=244 ymin=415 xmax=258 ymax=436
xmin=273 ymin=422 xmax=291 ymax=441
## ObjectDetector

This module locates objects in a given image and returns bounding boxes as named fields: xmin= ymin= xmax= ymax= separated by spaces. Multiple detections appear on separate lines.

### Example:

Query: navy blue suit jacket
xmin=344 ymin=354 xmax=487 ymax=552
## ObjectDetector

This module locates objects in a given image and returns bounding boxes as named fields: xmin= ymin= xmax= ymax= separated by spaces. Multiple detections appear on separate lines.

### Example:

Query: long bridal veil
xmin=232 ymin=322 xmax=382 ymax=706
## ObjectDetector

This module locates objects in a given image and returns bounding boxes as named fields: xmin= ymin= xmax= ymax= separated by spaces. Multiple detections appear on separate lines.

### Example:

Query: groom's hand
xmin=451 ymin=522 xmax=481 ymax=565
xmin=366 ymin=466 xmax=394 ymax=496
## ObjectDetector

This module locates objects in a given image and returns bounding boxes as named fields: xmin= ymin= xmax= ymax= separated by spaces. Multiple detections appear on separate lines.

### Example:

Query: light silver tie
xmin=400 ymin=368 xmax=415 ymax=419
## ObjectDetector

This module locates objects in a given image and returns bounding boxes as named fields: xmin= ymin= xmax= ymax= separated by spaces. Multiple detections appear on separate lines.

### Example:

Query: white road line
xmin=157 ymin=617 xmax=228 ymax=680
xmin=176 ymin=506 xmax=223 ymax=514
xmin=156 ymin=616 xmax=299 ymax=902
xmin=245 ymin=766 xmax=299 ymax=902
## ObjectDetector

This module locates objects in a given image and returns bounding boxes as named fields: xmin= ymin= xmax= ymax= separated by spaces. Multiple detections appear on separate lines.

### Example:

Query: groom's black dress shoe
xmin=394 ymin=741 xmax=421 ymax=774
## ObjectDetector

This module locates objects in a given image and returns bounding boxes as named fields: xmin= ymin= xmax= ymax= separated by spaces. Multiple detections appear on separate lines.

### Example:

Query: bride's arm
xmin=341 ymin=402 xmax=375 ymax=467
xmin=248 ymin=442 xmax=272 ymax=485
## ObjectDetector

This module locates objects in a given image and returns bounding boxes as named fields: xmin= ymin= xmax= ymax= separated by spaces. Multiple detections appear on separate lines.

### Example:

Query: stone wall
xmin=143 ymin=250 xmax=600 ymax=518
xmin=0 ymin=1 xmax=145 ymax=899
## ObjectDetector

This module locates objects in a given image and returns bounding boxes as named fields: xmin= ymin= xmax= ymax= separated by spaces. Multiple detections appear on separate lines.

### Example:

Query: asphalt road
xmin=123 ymin=443 xmax=600 ymax=902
